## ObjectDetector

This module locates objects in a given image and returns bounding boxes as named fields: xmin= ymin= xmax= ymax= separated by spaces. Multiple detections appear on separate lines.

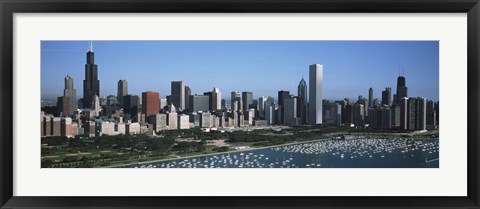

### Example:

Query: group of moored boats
xmin=130 ymin=137 xmax=439 ymax=168
xmin=272 ymin=138 xmax=439 ymax=161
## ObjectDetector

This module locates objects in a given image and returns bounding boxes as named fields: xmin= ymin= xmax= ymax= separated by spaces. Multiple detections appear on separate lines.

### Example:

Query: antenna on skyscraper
xmin=89 ymin=41 xmax=93 ymax=52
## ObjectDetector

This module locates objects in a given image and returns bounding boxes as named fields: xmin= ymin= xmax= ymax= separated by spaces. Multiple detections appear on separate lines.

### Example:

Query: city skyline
xmin=41 ymin=41 xmax=439 ymax=101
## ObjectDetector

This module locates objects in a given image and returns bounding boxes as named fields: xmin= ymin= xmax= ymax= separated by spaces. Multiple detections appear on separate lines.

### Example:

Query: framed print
xmin=1 ymin=0 xmax=479 ymax=208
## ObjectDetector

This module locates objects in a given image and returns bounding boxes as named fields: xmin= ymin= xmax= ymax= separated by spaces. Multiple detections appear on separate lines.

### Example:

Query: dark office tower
xmin=117 ymin=80 xmax=128 ymax=107
xmin=189 ymin=95 xmax=210 ymax=112
xmin=342 ymin=104 xmax=354 ymax=125
xmin=368 ymin=87 xmax=373 ymax=108
xmin=63 ymin=75 xmax=77 ymax=115
xmin=242 ymin=91 xmax=253 ymax=111
xmin=434 ymin=101 xmax=439 ymax=126
xmin=57 ymin=96 xmax=71 ymax=117
xmin=408 ymin=97 xmax=426 ymax=131
xmin=142 ymin=91 xmax=160 ymax=117
xmin=171 ymin=81 xmax=185 ymax=111
xmin=390 ymin=104 xmax=400 ymax=127
xmin=277 ymin=90 xmax=290 ymax=124
xmin=184 ymin=86 xmax=191 ymax=111
xmin=426 ymin=100 xmax=437 ymax=129
xmin=123 ymin=95 xmax=140 ymax=121
xmin=381 ymin=105 xmax=392 ymax=130
xmin=381 ymin=87 xmax=392 ymax=106
xmin=230 ymin=91 xmax=240 ymax=108
xmin=353 ymin=103 xmax=364 ymax=127
xmin=396 ymin=75 xmax=408 ymax=104
xmin=408 ymin=99 xmax=417 ymax=131
xmin=298 ymin=78 xmax=308 ymax=125
xmin=83 ymin=42 xmax=100 ymax=108
xmin=203 ymin=91 xmax=213 ymax=111
xmin=283 ymin=95 xmax=297 ymax=126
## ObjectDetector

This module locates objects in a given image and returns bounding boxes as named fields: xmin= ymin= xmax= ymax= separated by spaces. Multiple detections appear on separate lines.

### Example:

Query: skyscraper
xmin=242 ymin=91 xmax=253 ymax=111
xmin=264 ymin=96 xmax=276 ymax=125
xmin=142 ymin=91 xmax=160 ymax=116
xmin=189 ymin=95 xmax=210 ymax=112
xmin=368 ymin=87 xmax=373 ymax=107
xmin=171 ymin=81 xmax=185 ymax=111
xmin=381 ymin=87 xmax=392 ymax=106
xmin=408 ymin=97 xmax=427 ymax=131
xmin=353 ymin=103 xmax=364 ymax=127
xmin=63 ymin=75 xmax=77 ymax=115
xmin=92 ymin=95 xmax=101 ymax=116
xmin=83 ymin=42 xmax=100 ymax=108
xmin=123 ymin=95 xmax=140 ymax=122
xmin=400 ymin=97 xmax=409 ymax=130
xmin=184 ymin=86 xmax=191 ymax=111
xmin=203 ymin=91 xmax=213 ymax=110
xmin=297 ymin=78 xmax=308 ymax=125
xmin=309 ymin=64 xmax=323 ymax=125
xmin=231 ymin=91 xmax=240 ymax=108
xmin=277 ymin=90 xmax=290 ymax=124
xmin=57 ymin=96 xmax=71 ymax=117
xmin=117 ymin=80 xmax=128 ymax=107
xmin=212 ymin=87 xmax=222 ymax=111
xmin=283 ymin=95 xmax=297 ymax=126
xmin=258 ymin=96 xmax=267 ymax=119
xmin=396 ymin=75 xmax=408 ymax=104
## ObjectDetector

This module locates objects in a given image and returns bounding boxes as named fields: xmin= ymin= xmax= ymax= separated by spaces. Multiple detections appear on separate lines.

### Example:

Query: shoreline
xmin=104 ymin=135 xmax=438 ymax=168
xmin=105 ymin=137 xmax=333 ymax=168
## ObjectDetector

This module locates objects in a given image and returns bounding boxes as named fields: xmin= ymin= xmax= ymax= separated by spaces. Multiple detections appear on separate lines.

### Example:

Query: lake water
xmin=124 ymin=137 xmax=439 ymax=168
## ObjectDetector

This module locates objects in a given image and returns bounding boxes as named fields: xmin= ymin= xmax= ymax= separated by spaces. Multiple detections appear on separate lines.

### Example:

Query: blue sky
xmin=41 ymin=41 xmax=439 ymax=102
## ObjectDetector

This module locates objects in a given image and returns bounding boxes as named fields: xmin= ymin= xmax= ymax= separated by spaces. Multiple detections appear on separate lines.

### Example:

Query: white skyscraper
xmin=92 ymin=95 xmax=101 ymax=117
xmin=309 ymin=64 xmax=323 ymax=125
xmin=212 ymin=87 xmax=222 ymax=111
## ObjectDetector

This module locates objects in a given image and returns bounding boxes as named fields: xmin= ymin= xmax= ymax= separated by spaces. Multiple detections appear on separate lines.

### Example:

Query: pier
xmin=425 ymin=158 xmax=439 ymax=163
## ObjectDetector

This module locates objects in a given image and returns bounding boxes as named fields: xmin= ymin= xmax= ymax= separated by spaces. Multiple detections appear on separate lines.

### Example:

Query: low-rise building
xmin=178 ymin=114 xmax=190 ymax=129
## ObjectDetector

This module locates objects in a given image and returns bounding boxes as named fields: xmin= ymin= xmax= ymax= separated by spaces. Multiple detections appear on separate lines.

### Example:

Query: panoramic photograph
xmin=40 ymin=41 xmax=439 ymax=168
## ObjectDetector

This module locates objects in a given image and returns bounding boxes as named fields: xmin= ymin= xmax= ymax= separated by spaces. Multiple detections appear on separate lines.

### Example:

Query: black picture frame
xmin=1 ymin=0 xmax=479 ymax=208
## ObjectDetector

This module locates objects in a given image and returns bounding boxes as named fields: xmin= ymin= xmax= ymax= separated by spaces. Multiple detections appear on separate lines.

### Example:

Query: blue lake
xmin=124 ymin=137 xmax=439 ymax=168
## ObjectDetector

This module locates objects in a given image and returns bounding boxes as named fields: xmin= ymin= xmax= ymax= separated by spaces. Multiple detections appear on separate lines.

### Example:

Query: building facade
xmin=142 ymin=91 xmax=160 ymax=116
xmin=309 ymin=64 xmax=323 ymax=125
xmin=117 ymin=80 xmax=128 ymax=107
xmin=83 ymin=42 xmax=100 ymax=108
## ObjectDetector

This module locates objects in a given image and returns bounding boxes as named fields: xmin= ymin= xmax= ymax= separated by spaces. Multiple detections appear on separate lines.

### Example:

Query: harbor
xmin=123 ymin=137 xmax=439 ymax=168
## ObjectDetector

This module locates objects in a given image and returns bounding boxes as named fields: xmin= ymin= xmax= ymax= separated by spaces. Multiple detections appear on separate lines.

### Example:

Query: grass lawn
xmin=41 ymin=149 xmax=122 ymax=162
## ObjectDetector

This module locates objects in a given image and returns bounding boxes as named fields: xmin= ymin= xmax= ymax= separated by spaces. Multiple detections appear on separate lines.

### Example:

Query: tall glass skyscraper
xmin=297 ymin=78 xmax=308 ymax=125
xmin=309 ymin=64 xmax=323 ymax=125
xmin=83 ymin=42 xmax=99 ymax=108
xmin=117 ymin=80 xmax=128 ymax=107
xmin=212 ymin=87 xmax=222 ymax=111
xmin=171 ymin=81 xmax=185 ymax=110
xmin=242 ymin=91 xmax=253 ymax=111
xmin=368 ymin=87 xmax=373 ymax=107
xmin=396 ymin=75 xmax=408 ymax=104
